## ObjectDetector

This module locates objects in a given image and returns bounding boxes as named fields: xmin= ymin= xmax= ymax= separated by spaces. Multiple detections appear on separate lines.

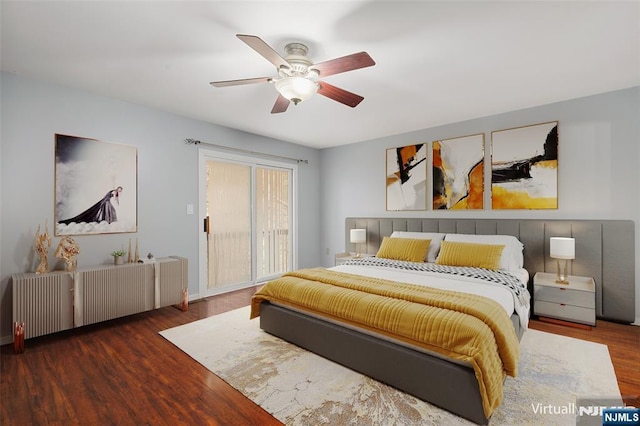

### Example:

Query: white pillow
xmin=390 ymin=231 xmax=446 ymax=263
xmin=443 ymin=233 xmax=524 ymax=271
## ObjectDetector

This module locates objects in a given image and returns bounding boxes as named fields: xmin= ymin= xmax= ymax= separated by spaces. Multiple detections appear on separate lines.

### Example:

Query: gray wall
xmin=0 ymin=72 xmax=321 ymax=343
xmin=319 ymin=87 xmax=640 ymax=323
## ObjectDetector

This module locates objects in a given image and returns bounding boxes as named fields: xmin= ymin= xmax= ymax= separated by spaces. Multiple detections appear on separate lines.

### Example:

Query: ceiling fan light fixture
xmin=209 ymin=35 xmax=375 ymax=113
xmin=274 ymin=76 xmax=318 ymax=105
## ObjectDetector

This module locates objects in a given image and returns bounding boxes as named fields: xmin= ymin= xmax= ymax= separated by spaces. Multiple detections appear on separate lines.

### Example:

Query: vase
xmin=65 ymin=258 xmax=77 ymax=272
xmin=114 ymin=256 xmax=124 ymax=265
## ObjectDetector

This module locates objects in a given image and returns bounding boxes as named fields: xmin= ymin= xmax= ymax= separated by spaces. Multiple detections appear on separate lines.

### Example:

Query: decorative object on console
xmin=432 ymin=133 xmax=484 ymax=210
xmin=55 ymin=134 xmax=137 ymax=236
xmin=111 ymin=250 xmax=126 ymax=265
xmin=34 ymin=221 xmax=52 ymax=274
xmin=550 ymin=237 xmax=575 ymax=284
xmin=180 ymin=289 xmax=189 ymax=312
xmin=386 ymin=144 xmax=427 ymax=211
xmin=350 ymin=228 xmax=366 ymax=258
xmin=491 ymin=121 xmax=558 ymax=209
xmin=54 ymin=236 xmax=80 ymax=271
xmin=13 ymin=322 xmax=25 ymax=354
xmin=138 ymin=252 xmax=156 ymax=264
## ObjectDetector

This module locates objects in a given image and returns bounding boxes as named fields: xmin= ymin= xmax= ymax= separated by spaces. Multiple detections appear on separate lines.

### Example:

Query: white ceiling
xmin=1 ymin=1 xmax=638 ymax=149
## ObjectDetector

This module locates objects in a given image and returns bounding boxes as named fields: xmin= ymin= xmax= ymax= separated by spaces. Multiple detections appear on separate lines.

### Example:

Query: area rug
xmin=160 ymin=307 xmax=621 ymax=425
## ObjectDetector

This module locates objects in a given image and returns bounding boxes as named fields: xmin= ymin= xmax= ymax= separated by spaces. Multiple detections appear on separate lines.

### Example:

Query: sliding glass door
xmin=256 ymin=167 xmax=290 ymax=280
xmin=206 ymin=160 xmax=252 ymax=289
xmin=199 ymin=150 xmax=296 ymax=296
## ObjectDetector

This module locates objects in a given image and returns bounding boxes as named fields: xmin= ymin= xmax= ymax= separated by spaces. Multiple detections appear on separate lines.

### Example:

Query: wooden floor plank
xmin=2 ymin=285 xmax=638 ymax=424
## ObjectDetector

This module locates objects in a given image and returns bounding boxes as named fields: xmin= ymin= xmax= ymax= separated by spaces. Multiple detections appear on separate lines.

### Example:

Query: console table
xmin=12 ymin=256 xmax=188 ymax=350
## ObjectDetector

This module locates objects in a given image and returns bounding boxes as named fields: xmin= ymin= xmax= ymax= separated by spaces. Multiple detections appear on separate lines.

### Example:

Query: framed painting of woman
xmin=55 ymin=134 xmax=137 ymax=236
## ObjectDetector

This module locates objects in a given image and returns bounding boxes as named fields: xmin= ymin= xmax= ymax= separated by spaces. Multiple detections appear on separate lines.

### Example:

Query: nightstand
xmin=334 ymin=252 xmax=374 ymax=266
xmin=533 ymin=272 xmax=596 ymax=327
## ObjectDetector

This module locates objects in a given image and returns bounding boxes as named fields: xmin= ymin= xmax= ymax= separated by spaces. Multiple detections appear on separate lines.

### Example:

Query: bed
xmin=251 ymin=218 xmax=635 ymax=425
xmin=252 ymin=231 xmax=530 ymax=424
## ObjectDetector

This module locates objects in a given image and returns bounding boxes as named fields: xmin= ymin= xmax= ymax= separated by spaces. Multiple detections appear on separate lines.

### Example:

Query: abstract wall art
xmin=491 ymin=121 xmax=558 ymax=209
xmin=386 ymin=143 xmax=427 ymax=210
xmin=432 ymin=133 xmax=484 ymax=210
xmin=55 ymin=134 xmax=137 ymax=235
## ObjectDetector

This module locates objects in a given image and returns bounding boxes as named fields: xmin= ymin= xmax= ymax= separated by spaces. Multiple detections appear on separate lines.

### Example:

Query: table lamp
xmin=550 ymin=237 xmax=575 ymax=284
xmin=350 ymin=229 xmax=366 ymax=258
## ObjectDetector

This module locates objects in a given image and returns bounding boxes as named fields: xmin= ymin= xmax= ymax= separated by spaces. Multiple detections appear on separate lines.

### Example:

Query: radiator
xmin=12 ymin=256 xmax=188 ymax=340
xmin=12 ymin=272 xmax=74 ymax=339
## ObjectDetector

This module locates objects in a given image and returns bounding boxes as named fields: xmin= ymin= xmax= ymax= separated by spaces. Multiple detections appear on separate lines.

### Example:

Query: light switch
xmin=186 ymin=204 xmax=194 ymax=215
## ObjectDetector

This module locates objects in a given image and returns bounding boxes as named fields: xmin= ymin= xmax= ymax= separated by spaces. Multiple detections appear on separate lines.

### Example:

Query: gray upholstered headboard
xmin=345 ymin=218 xmax=636 ymax=323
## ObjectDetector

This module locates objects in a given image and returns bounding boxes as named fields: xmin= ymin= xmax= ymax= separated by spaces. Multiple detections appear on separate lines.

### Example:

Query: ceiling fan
xmin=210 ymin=34 xmax=376 ymax=114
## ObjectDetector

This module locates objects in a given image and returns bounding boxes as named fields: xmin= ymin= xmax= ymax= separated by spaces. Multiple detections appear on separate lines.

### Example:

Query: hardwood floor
xmin=1 ymin=286 xmax=280 ymax=426
xmin=2 ymin=287 xmax=638 ymax=425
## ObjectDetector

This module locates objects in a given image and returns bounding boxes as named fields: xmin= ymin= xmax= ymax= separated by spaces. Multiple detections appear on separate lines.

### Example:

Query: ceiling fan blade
xmin=236 ymin=34 xmax=290 ymax=70
xmin=209 ymin=77 xmax=272 ymax=87
xmin=271 ymin=94 xmax=290 ymax=114
xmin=317 ymin=81 xmax=364 ymax=108
xmin=310 ymin=52 xmax=375 ymax=78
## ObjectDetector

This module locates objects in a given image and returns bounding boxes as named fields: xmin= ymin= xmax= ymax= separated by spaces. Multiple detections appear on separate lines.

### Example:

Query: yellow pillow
xmin=376 ymin=237 xmax=430 ymax=263
xmin=435 ymin=241 xmax=505 ymax=270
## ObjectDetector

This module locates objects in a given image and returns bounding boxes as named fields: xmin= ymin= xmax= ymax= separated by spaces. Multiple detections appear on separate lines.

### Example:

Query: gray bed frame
xmin=259 ymin=218 xmax=635 ymax=424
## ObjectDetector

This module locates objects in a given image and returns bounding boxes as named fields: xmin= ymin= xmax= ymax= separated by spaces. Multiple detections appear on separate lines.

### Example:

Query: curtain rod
xmin=185 ymin=138 xmax=309 ymax=164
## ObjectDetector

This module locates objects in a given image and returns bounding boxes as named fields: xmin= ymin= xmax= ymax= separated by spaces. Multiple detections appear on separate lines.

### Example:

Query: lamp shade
xmin=350 ymin=229 xmax=366 ymax=244
xmin=550 ymin=237 xmax=575 ymax=260
xmin=274 ymin=77 xmax=318 ymax=105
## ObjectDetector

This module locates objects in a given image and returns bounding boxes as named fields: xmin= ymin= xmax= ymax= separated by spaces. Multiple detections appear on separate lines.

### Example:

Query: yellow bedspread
xmin=251 ymin=268 xmax=520 ymax=418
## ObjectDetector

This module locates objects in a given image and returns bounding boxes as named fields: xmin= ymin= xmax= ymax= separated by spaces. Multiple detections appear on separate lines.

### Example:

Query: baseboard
xmin=1 ymin=334 xmax=13 ymax=346
xmin=632 ymin=317 xmax=640 ymax=326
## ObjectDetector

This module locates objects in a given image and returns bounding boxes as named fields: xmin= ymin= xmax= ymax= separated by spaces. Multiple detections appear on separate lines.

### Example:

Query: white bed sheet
xmin=331 ymin=263 xmax=530 ymax=329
